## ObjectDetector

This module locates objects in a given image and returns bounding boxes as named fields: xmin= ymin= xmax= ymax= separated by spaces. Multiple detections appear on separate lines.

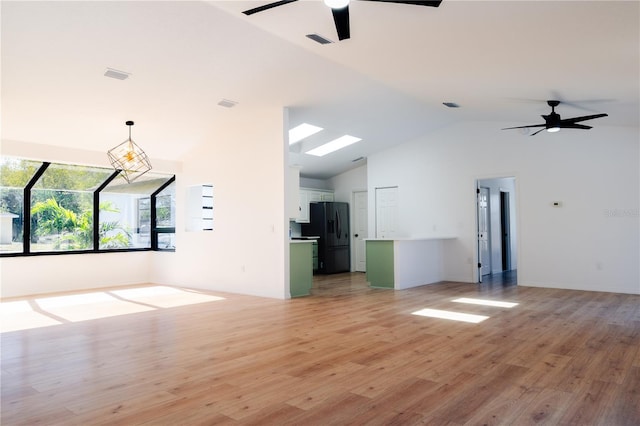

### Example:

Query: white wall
xmin=368 ymin=122 xmax=639 ymax=294
xmin=329 ymin=164 xmax=367 ymax=203
xmin=1 ymin=252 xmax=152 ymax=298
xmin=300 ymin=177 xmax=332 ymax=190
xmin=149 ymin=107 xmax=288 ymax=299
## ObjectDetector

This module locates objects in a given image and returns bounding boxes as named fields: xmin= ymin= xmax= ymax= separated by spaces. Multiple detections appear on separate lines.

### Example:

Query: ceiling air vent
xmin=218 ymin=99 xmax=238 ymax=108
xmin=104 ymin=68 xmax=131 ymax=80
xmin=306 ymin=34 xmax=333 ymax=45
xmin=443 ymin=102 xmax=460 ymax=108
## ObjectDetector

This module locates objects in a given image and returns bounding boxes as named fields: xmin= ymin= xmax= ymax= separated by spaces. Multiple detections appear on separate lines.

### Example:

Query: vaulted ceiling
xmin=2 ymin=1 xmax=638 ymax=179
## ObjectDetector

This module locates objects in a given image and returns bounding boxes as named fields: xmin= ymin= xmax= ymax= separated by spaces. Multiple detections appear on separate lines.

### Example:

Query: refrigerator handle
xmin=336 ymin=210 xmax=340 ymax=238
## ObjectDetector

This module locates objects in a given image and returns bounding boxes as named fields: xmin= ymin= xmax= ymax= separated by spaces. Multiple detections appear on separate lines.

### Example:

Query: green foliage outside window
xmin=30 ymin=199 xmax=130 ymax=250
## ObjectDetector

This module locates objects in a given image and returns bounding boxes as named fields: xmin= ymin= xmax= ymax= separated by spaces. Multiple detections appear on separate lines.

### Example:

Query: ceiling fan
xmin=502 ymin=100 xmax=608 ymax=136
xmin=242 ymin=0 xmax=442 ymax=41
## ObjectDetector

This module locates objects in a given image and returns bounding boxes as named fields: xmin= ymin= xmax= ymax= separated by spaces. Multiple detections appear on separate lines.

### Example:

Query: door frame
xmin=352 ymin=190 xmax=368 ymax=272
xmin=477 ymin=186 xmax=492 ymax=281
xmin=474 ymin=176 xmax=519 ymax=284
xmin=500 ymin=190 xmax=511 ymax=271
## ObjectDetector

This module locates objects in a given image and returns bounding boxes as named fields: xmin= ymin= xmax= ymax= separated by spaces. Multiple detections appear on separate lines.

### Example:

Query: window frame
xmin=0 ymin=158 xmax=175 ymax=257
xmin=150 ymin=176 xmax=176 ymax=252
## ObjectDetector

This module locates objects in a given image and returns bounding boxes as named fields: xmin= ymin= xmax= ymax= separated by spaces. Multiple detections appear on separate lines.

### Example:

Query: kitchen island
xmin=365 ymin=237 xmax=455 ymax=290
xmin=289 ymin=240 xmax=314 ymax=297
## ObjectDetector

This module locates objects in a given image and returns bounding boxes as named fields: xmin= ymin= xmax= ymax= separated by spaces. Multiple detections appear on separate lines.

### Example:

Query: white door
xmin=477 ymin=186 xmax=491 ymax=278
xmin=376 ymin=187 xmax=398 ymax=238
xmin=353 ymin=191 xmax=368 ymax=272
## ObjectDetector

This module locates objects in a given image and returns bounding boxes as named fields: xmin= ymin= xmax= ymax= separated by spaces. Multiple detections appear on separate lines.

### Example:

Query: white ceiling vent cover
xmin=306 ymin=34 xmax=333 ymax=45
xmin=218 ymin=99 xmax=238 ymax=108
xmin=104 ymin=68 xmax=131 ymax=80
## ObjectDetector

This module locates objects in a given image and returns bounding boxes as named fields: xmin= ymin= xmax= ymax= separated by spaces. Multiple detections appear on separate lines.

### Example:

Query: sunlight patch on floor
xmin=411 ymin=308 xmax=489 ymax=324
xmin=452 ymin=298 xmax=519 ymax=308
xmin=1 ymin=300 xmax=63 ymax=332
xmin=110 ymin=286 xmax=225 ymax=308
xmin=35 ymin=293 xmax=155 ymax=322
xmin=1 ymin=286 xmax=226 ymax=333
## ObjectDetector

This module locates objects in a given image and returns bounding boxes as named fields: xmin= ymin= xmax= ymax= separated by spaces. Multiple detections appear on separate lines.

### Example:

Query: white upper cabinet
xmin=288 ymin=167 xmax=301 ymax=220
xmin=296 ymin=188 xmax=334 ymax=223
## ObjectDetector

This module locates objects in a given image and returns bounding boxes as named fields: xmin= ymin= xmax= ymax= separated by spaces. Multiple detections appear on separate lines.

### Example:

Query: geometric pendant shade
xmin=107 ymin=121 xmax=152 ymax=183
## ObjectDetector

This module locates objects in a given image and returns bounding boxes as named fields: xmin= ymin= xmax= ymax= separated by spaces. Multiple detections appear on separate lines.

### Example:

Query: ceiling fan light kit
xmin=324 ymin=0 xmax=350 ymax=9
xmin=502 ymin=99 xmax=608 ymax=136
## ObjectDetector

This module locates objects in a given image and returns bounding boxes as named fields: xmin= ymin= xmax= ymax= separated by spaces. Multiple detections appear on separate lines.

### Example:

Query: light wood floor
xmin=2 ymin=273 xmax=639 ymax=425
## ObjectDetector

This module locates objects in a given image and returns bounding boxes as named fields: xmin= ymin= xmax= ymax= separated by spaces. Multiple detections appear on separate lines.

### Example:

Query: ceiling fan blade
xmin=361 ymin=0 xmax=442 ymax=7
xmin=559 ymin=123 xmax=592 ymax=130
xmin=331 ymin=5 xmax=350 ymax=40
xmin=502 ymin=124 xmax=545 ymax=130
xmin=530 ymin=128 xmax=547 ymax=136
xmin=561 ymin=113 xmax=608 ymax=124
xmin=242 ymin=0 xmax=298 ymax=16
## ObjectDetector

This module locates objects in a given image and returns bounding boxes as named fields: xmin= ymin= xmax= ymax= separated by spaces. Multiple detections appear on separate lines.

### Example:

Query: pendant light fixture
xmin=107 ymin=121 xmax=152 ymax=183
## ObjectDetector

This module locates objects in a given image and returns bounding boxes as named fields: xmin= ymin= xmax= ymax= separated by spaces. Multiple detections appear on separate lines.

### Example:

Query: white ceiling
xmin=2 ymin=1 xmax=638 ymax=179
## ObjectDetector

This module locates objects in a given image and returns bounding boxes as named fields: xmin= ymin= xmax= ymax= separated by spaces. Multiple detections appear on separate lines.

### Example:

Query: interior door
xmin=354 ymin=191 xmax=368 ymax=272
xmin=375 ymin=187 xmax=398 ymax=238
xmin=477 ymin=186 xmax=491 ymax=277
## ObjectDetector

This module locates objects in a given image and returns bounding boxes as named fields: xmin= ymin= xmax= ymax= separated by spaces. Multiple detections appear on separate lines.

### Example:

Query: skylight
xmin=305 ymin=135 xmax=362 ymax=157
xmin=289 ymin=123 xmax=323 ymax=145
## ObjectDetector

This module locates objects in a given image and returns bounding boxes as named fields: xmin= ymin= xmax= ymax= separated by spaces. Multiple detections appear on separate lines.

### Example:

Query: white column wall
xmin=149 ymin=107 xmax=288 ymax=299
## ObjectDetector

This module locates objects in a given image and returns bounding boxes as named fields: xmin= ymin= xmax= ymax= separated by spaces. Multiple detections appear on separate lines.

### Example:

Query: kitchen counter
xmin=366 ymin=237 xmax=456 ymax=290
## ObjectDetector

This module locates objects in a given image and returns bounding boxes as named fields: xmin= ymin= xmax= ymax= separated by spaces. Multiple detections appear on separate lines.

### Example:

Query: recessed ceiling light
xmin=104 ymin=68 xmax=130 ymax=80
xmin=305 ymin=135 xmax=362 ymax=157
xmin=289 ymin=123 xmax=323 ymax=145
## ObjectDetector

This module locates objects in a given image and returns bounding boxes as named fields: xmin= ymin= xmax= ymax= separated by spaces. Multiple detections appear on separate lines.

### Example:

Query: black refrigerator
xmin=302 ymin=202 xmax=350 ymax=274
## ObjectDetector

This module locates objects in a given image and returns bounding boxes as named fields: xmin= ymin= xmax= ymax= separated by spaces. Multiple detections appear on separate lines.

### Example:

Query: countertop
xmin=365 ymin=237 xmax=456 ymax=241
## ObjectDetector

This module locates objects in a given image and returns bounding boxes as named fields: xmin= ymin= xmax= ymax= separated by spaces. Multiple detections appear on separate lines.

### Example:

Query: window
xmin=99 ymin=172 xmax=173 ymax=250
xmin=154 ymin=181 xmax=175 ymax=250
xmin=0 ymin=156 xmax=175 ymax=256
xmin=30 ymin=163 xmax=114 ymax=252
xmin=0 ymin=158 xmax=43 ymax=254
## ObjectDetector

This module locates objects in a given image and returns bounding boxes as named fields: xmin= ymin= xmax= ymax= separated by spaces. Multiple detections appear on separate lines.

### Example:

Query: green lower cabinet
xmin=366 ymin=241 xmax=394 ymax=289
xmin=290 ymin=242 xmax=313 ymax=297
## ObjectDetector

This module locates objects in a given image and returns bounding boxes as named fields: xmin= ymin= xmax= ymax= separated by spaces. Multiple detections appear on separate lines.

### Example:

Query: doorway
xmin=477 ymin=187 xmax=491 ymax=277
xmin=476 ymin=177 xmax=517 ymax=284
